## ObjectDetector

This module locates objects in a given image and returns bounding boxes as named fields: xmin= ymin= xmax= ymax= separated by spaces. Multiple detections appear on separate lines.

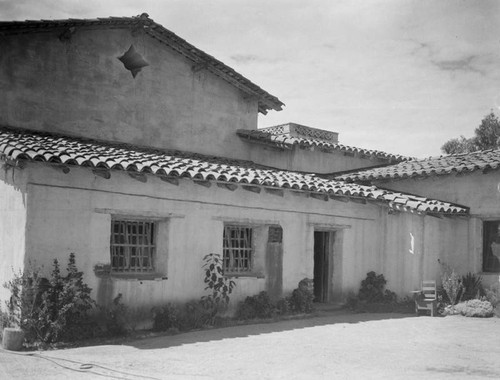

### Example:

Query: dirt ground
xmin=1 ymin=311 xmax=500 ymax=379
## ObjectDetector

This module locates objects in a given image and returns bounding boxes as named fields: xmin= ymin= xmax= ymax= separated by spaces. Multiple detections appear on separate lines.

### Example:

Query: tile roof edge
xmin=0 ymin=126 xmax=469 ymax=216
xmin=236 ymin=129 xmax=410 ymax=162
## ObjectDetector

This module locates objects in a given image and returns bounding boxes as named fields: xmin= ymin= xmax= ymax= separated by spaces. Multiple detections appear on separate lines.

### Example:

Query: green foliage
xmin=358 ymin=271 xmax=388 ymax=303
xmin=344 ymin=272 xmax=405 ymax=313
xmin=460 ymin=272 xmax=484 ymax=301
xmin=287 ymin=278 xmax=314 ymax=313
xmin=275 ymin=298 xmax=290 ymax=316
xmin=177 ymin=300 xmax=213 ymax=330
xmin=453 ymin=299 xmax=494 ymax=318
xmin=152 ymin=303 xmax=180 ymax=332
xmin=440 ymin=262 xmax=463 ymax=306
xmin=235 ymin=291 xmax=276 ymax=320
xmin=441 ymin=112 xmax=500 ymax=154
xmin=3 ymin=253 xmax=96 ymax=344
xmin=0 ymin=306 xmax=10 ymax=340
xmin=99 ymin=293 xmax=130 ymax=336
xmin=201 ymin=253 xmax=236 ymax=322
xmin=484 ymin=283 xmax=500 ymax=306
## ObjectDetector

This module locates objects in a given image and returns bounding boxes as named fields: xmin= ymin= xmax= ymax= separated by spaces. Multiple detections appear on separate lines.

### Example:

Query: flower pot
xmin=2 ymin=328 xmax=25 ymax=351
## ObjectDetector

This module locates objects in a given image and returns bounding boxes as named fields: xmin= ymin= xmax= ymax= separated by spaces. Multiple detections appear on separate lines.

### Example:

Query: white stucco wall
xmin=376 ymin=171 xmax=500 ymax=288
xmin=247 ymin=143 xmax=395 ymax=174
xmin=9 ymin=162 xmax=471 ymax=314
xmin=0 ymin=166 xmax=28 ymax=304
xmin=0 ymin=27 xmax=258 ymax=160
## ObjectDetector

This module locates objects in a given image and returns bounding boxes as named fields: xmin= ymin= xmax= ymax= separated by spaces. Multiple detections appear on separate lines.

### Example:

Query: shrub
xmin=275 ymin=298 xmax=290 ymax=316
xmin=0 ymin=306 xmax=11 ymax=340
xmin=288 ymin=278 xmax=314 ymax=313
xmin=484 ymin=283 xmax=500 ymax=307
xmin=235 ymin=291 xmax=276 ymax=320
xmin=99 ymin=293 xmax=130 ymax=336
xmin=201 ymin=253 xmax=236 ymax=323
xmin=152 ymin=303 xmax=180 ymax=332
xmin=358 ymin=271 xmax=387 ymax=303
xmin=440 ymin=262 xmax=463 ymax=306
xmin=4 ymin=253 xmax=96 ymax=344
xmin=177 ymin=300 xmax=213 ymax=331
xmin=460 ymin=272 xmax=484 ymax=301
xmin=453 ymin=299 xmax=494 ymax=318
xmin=344 ymin=272 xmax=406 ymax=313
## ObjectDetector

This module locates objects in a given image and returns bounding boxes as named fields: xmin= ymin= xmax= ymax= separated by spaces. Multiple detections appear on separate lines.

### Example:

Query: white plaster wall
xmin=0 ymin=28 xmax=258 ymax=160
xmin=17 ymin=162 xmax=472 ymax=312
xmin=0 ymin=167 xmax=28 ymax=304
xmin=21 ymin=162 xmax=380 ymax=309
xmin=247 ymin=144 xmax=394 ymax=174
xmin=377 ymin=171 xmax=500 ymax=288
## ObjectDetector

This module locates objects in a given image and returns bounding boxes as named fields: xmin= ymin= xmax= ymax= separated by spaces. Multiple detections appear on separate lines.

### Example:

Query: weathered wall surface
xmin=0 ymin=167 xmax=27 ymax=302
xmin=375 ymin=171 xmax=500 ymax=215
xmin=6 ymin=163 xmax=471 ymax=312
xmin=377 ymin=171 xmax=500 ymax=287
xmin=246 ymin=143 xmax=392 ymax=174
xmin=0 ymin=27 xmax=258 ymax=160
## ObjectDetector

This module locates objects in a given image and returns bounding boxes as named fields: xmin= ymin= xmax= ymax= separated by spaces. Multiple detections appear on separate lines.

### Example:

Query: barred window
xmin=111 ymin=219 xmax=156 ymax=273
xmin=223 ymin=226 xmax=253 ymax=273
xmin=483 ymin=221 xmax=500 ymax=273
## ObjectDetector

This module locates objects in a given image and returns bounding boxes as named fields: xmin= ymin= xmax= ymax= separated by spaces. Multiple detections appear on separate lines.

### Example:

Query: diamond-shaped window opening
xmin=118 ymin=44 xmax=149 ymax=78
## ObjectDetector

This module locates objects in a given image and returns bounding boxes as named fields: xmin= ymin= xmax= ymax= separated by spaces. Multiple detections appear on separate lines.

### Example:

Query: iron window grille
xmin=111 ymin=219 xmax=156 ymax=273
xmin=223 ymin=226 xmax=253 ymax=273
xmin=483 ymin=220 xmax=500 ymax=273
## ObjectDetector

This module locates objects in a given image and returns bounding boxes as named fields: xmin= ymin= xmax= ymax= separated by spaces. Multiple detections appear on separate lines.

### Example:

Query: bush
xmin=358 ymin=271 xmax=387 ymax=303
xmin=178 ymin=300 xmax=213 ymax=331
xmin=288 ymin=278 xmax=314 ymax=313
xmin=440 ymin=262 xmax=463 ymax=305
xmin=235 ymin=291 xmax=276 ymax=320
xmin=99 ymin=293 xmax=130 ymax=336
xmin=4 ymin=253 xmax=96 ymax=344
xmin=0 ymin=306 xmax=11 ymax=340
xmin=344 ymin=272 xmax=406 ymax=313
xmin=453 ymin=299 xmax=494 ymax=318
xmin=275 ymin=298 xmax=290 ymax=316
xmin=460 ymin=272 xmax=484 ymax=301
xmin=152 ymin=303 xmax=180 ymax=332
xmin=201 ymin=253 xmax=236 ymax=324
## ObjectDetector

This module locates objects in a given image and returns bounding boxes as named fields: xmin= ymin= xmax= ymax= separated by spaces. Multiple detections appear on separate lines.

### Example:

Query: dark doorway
xmin=313 ymin=231 xmax=334 ymax=303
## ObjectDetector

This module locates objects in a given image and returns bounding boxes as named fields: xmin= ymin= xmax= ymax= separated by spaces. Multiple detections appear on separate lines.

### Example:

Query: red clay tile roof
xmin=0 ymin=127 xmax=468 ymax=215
xmin=0 ymin=13 xmax=284 ymax=115
xmin=237 ymin=129 xmax=410 ymax=163
xmin=337 ymin=149 xmax=500 ymax=182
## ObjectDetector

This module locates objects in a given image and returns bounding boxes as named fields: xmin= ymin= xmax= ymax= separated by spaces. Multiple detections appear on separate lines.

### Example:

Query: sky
xmin=1 ymin=0 xmax=499 ymax=158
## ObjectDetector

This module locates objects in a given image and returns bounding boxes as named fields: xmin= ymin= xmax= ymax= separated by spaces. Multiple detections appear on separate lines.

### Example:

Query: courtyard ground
xmin=1 ymin=311 xmax=499 ymax=379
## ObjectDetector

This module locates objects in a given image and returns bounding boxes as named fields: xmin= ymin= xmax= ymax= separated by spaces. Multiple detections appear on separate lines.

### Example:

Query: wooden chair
xmin=414 ymin=280 xmax=437 ymax=317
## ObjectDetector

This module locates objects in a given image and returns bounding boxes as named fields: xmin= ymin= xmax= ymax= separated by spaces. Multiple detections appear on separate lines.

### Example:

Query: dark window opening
xmin=483 ymin=221 xmax=500 ymax=273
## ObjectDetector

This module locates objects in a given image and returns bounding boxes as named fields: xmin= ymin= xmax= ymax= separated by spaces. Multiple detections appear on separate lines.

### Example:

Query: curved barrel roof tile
xmin=0 ymin=127 xmax=467 ymax=215
xmin=237 ymin=129 xmax=410 ymax=163
xmin=337 ymin=149 xmax=500 ymax=182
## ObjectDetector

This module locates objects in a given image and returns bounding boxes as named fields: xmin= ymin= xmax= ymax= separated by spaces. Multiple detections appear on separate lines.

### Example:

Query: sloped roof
xmin=337 ymin=149 xmax=500 ymax=183
xmin=0 ymin=126 xmax=468 ymax=215
xmin=237 ymin=128 xmax=410 ymax=163
xmin=0 ymin=13 xmax=284 ymax=115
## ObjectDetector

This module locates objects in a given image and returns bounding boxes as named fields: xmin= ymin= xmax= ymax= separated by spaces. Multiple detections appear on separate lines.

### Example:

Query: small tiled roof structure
xmin=0 ymin=126 xmax=468 ymax=215
xmin=0 ymin=13 xmax=284 ymax=115
xmin=337 ymin=149 xmax=500 ymax=183
xmin=237 ymin=124 xmax=410 ymax=163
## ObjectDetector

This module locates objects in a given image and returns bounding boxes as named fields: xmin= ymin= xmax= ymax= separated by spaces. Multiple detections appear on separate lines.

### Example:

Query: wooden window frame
xmin=223 ymin=225 xmax=253 ymax=274
xmin=483 ymin=220 xmax=500 ymax=273
xmin=110 ymin=218 xmax=157 ymax=273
